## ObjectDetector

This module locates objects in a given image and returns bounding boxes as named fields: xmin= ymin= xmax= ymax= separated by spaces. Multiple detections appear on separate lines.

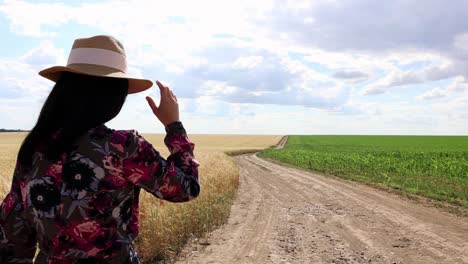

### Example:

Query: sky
xmin=0 ymin=0 xmax=467 ymax=135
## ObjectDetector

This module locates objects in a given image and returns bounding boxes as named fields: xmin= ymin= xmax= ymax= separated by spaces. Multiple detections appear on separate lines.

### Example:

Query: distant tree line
xmin=0 ymin=128 xmax=30 ymax=132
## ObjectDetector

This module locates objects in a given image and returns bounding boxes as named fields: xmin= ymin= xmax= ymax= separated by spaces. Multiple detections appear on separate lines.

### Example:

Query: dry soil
xmin=175 ymin=136 xmax=467 ymax=264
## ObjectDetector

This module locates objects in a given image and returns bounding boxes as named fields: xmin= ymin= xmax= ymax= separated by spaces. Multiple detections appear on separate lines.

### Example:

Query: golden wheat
xmin=0 ymin=132 xmax=280 ymax=262
xmin=0 ymin=133 xmax=26 ymax=195
xmin=142 ymin=133 xmax=283 ymax=152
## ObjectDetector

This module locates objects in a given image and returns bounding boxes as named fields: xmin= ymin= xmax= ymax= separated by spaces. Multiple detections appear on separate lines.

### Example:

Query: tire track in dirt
xmin=275 ymin=135 xmax=288 ymax=149
xmin=175 ymin=149 xmax=467 ymax=263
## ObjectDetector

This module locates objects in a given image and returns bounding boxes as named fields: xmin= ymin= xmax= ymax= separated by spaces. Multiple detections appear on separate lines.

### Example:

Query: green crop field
xmin=259 ymin=135 xmax=468 ymax=207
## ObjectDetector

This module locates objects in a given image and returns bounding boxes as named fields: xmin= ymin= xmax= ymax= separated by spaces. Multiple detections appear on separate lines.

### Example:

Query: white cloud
xmin=21 ymin=40 xmax=66 ymax=68
xmin=333 ymin=70 xmax=368 ymax=80
xmin=417 ymin=77 xmax=468 ymax=100
xmin=198 ymin=81 xmax=240 ymax=96
xmin=0 ymin=40 xmax=65 ymax=99
xmin=361 ymin=57 xmax=457 ymax=96
xmin=453 ymin=32 xmax=468 ymax=53
xmin=361 ymin=70 xmax=424 ymax=95
xmin=0 ymin=59 xmax=51 ymax=98
xmin=232 ymin=56 xmax=264 ymax=69
xmin=417 ymin=88 xmax=447 ymax=100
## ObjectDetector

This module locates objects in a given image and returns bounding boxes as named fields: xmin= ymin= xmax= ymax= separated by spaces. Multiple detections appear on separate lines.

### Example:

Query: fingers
xmin=156 ymin=80 xmax=169 ymax=100
xmin=156 ymin=80 xmax=177 ymax=102
xmin=145 ymin=96 xmax=158 ymax=114
xmin=169 ymin=89 xmax=177 ymax=102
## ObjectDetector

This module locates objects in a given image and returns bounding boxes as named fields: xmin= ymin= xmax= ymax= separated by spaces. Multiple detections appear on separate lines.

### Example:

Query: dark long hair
xmin=18 ymin=72 xmax=128 ymax=170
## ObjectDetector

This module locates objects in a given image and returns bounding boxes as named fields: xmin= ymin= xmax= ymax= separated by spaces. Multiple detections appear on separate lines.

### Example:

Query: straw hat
xmin=38 ymin=35 xmax=153 ymax=94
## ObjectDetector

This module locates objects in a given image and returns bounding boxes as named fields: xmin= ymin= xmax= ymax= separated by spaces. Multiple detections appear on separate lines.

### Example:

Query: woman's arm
xmin=0 ymin=161 xmax=37 ymax=263
xmin=122 ymin=80 xmax=200 ymax=202
xmin=122 ymin=121 xmax=200 ymax=202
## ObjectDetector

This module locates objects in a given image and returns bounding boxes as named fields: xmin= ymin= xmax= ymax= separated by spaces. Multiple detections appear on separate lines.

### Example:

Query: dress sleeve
xmin=122 ymin=121 xmax=200 ymax=202
xmin=0 ymin=161 xmax=37 ymax=263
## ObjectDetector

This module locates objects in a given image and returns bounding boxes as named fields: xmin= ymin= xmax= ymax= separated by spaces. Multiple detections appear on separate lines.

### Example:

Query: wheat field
xmin=0 ymin=132 xmax=281 ymax=262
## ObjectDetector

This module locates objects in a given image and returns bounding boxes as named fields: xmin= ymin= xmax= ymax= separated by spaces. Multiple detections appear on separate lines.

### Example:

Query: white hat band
xmin=67 ymin=48 xmax=128 ymax=73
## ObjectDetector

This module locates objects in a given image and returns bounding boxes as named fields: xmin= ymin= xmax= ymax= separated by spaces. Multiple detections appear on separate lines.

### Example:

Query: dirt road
xmin=274 ymin=135 xmax=288 ymax=149
xmin=175 ymin=142 xmax=468 ymax=263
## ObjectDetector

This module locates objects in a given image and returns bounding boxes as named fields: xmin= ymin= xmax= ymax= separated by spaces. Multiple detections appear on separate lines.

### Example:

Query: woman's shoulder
xmin=86 ymin=125 xmax=144 ymax=156
xmin=91 ymin=124 xmax=140 ymax=141
xmin=107 ymin=127 xmax=139 ymax=143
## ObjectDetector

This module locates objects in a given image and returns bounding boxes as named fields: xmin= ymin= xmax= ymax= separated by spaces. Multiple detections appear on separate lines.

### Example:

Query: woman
xmin=0 ymin=35 xmax=200 ymax=263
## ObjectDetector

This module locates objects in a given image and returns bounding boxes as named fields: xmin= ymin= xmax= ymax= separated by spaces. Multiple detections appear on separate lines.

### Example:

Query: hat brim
xmin=39 ymin=65 xmax=153 ymax=94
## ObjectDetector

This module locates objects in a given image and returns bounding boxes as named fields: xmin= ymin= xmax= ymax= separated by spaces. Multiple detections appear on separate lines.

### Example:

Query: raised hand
xmin=146 ymin=80 xmax=180 ymax=127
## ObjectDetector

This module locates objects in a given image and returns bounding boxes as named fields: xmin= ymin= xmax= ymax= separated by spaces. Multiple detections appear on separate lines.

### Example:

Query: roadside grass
xmin=0 ymin=132 xmax=281 ymax=263
xmin=258 ymin=135 xmax=468 ymax=208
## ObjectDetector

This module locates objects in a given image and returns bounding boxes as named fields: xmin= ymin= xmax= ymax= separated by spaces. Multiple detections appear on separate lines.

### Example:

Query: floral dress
xmin=0 ymin=121 xmax=200 ymax=263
